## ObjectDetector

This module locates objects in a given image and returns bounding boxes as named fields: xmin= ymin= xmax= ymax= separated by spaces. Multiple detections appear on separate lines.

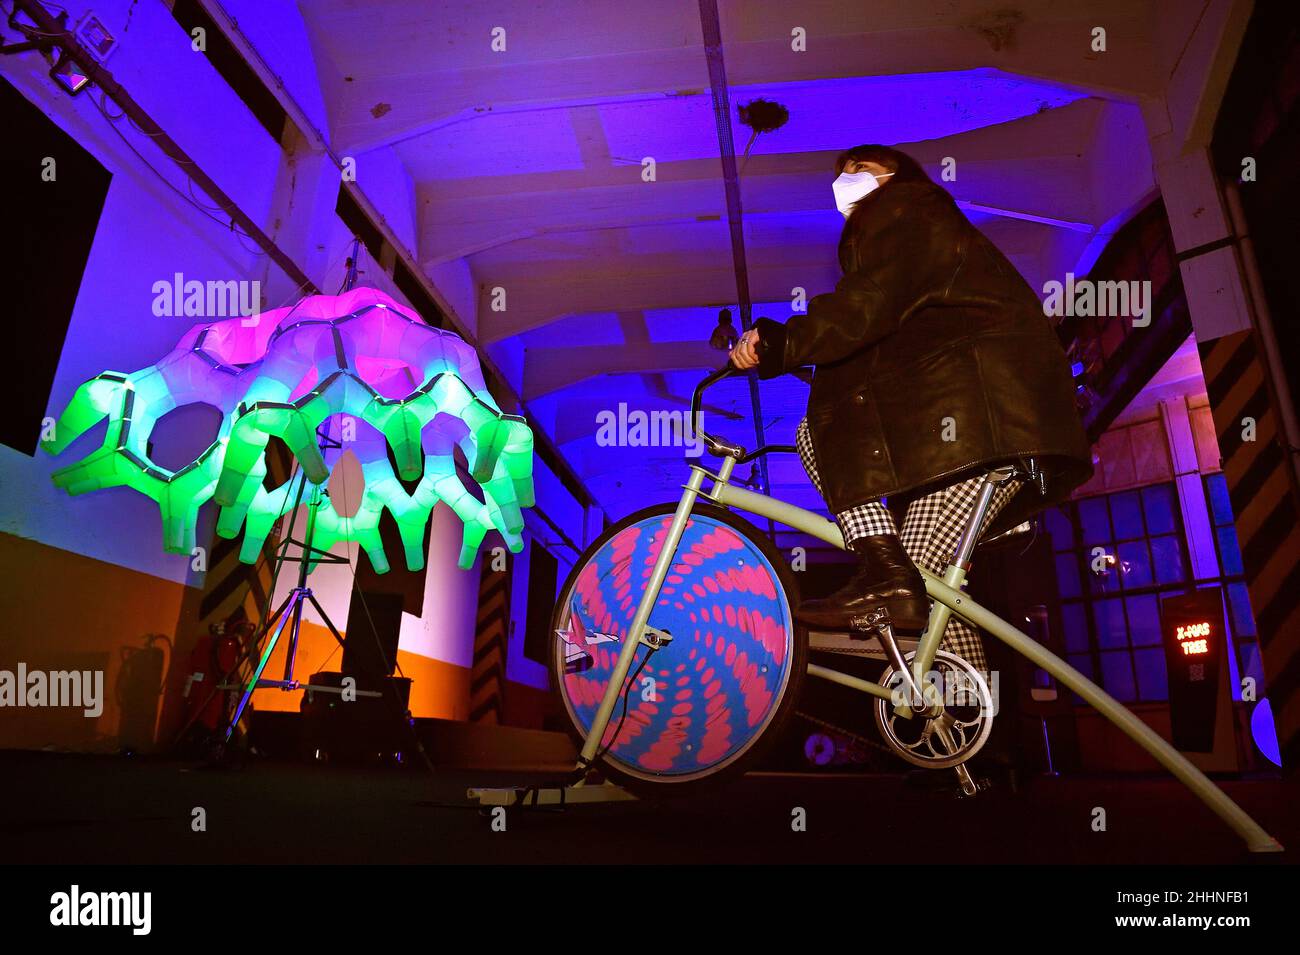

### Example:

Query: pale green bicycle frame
xmin=574 ymin=448 xmax=1283 ymax=853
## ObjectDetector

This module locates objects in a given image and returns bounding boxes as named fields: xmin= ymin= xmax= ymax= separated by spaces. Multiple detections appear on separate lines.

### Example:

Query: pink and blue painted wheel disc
xmin=555 ymin=513 xmax=796 ymax=782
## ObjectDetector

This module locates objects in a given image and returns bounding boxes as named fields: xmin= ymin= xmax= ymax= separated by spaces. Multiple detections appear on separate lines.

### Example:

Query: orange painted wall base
xmin=0 ymin=531 xmax=187 ymax=752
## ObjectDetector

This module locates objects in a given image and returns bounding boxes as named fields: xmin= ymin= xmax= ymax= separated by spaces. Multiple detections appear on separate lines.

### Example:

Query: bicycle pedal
xmin=954 ymin=777 xmax=994 ymax=799
xmin=848 ymin=607 xmax=891 ymax=632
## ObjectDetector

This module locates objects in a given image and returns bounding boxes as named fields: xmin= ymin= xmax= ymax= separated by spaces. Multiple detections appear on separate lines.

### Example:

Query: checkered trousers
xmin=795 ymin=418 xmax=1022 ymax=671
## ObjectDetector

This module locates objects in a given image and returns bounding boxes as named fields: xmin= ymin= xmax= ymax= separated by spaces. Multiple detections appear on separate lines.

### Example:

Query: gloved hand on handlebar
xmin=728 ymin=328 xmax=761 ymax=370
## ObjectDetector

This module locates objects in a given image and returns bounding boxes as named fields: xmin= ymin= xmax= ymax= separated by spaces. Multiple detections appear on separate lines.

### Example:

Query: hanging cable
xmin=591 ymin=646 xmax=657 ymax=768
xmin=89 ymin=89 xmax=266 ymax=250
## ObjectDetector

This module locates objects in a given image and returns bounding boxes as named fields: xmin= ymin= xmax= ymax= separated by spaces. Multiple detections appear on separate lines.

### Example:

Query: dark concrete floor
xmin=0 ymin=751 xmax=1293 ymax=864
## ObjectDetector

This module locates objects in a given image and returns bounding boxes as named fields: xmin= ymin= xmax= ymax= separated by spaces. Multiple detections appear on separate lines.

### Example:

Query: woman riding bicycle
xmin=729 ymin=144 xmax=1092 ymax=671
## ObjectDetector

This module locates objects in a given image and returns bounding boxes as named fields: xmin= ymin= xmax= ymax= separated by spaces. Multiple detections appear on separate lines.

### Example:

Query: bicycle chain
xmin=794 ymin=710 xmax=895 ymax=756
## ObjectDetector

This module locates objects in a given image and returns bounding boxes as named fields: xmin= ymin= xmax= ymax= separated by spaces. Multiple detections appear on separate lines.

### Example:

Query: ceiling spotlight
xmin=709 ymin=308 xmax=738 ymax=351
xmin=1 ymin=8 xmax=96 ymax=97
xmin=49 ymin=49 xmax=91 ymax=95
xmin=74 ymin=13 xmax=118 ymax=64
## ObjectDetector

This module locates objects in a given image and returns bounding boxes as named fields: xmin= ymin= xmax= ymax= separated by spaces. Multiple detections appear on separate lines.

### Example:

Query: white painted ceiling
xmin=291 ymin=0 xmax=1208 ymax=528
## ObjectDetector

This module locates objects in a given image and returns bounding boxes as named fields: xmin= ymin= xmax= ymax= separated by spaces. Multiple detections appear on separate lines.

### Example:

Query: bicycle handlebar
xmin=690 ymin=363 xmax=797 ymax=464
xmin=689 ymin=363 xmax=737 ymax=433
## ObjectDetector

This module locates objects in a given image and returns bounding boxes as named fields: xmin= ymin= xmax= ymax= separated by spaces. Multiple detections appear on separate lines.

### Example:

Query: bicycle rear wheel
xmin=550 ymin=501 xmax=807 ymax=794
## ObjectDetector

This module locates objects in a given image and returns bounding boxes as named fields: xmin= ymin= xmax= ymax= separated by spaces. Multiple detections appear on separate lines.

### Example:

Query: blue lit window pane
xmin=1142 ymin=484 xmax=1178 ymax=536
xmin=1150 ymin=534 xmax=1186 ymax=583
xmin=1205 ymin=473 xmax=1234 ymax=526
xmin=1043 ymin=507 xmax=1074 ymax=550
xmin=1062 ymin=602 xmax=1089 ymax=652
xmin=1133 ymin=648 xmax=1168 ymax=700
xmin=1110 ymin=491 xmax=1144 ymax=540
xmin=1088 ymin=545 xmax=1119 ymax=594
xmin=1100 ymin=651 xmax=1137 ymax=702
xmin=1056 ymin=553 xmax=1082 ymax=599
xmin=1236 ymin=641 xmax=1265 ymax=694
xmin=1126 ymin=594 xmax=1161 ymax=646
xmin=1068 ymin=653 xmax=1095 ymax=679
xmin=1215 ymin=526 xmax=1244 ymax=576
xmin=1078 ymin=497 xmax=1111 ymax=545
xmin=1093 ymin=598 xmax=1128 ymax=649
xmin=1227 ymin=582 xmax=1257 ymax=637
xmin=1117 ymin=539 xmax=1152 ymax=589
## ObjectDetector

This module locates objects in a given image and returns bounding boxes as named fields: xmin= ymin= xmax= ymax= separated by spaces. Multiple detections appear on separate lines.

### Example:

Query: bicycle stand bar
xmin=216 ymin=679 xmax=383 ymax=698
xmin=925 ymin=571 xmax=1284 ymax=853
xmin=467 ymin=782 xmax=637 ymax=807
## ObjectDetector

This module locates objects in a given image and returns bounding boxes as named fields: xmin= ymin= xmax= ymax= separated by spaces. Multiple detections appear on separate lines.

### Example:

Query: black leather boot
xmin=797 ymin=535 xmax=930 ymax=632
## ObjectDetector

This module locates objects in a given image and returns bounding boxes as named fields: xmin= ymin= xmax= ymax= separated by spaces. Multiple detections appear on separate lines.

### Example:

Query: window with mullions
xmin=1043 ymin=482 xmax=1190 ymax=704
xmin=1203 ymin=473 xmax=1266 ymax=696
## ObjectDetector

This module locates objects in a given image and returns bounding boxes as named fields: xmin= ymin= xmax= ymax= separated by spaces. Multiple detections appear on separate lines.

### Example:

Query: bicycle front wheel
xmin=550 ymin=501 xmax=807 ymax=793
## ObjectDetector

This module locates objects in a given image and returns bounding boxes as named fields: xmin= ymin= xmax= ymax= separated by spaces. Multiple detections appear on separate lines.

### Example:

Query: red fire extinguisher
xmin=183 ymin=610 xmax=256 ymax=733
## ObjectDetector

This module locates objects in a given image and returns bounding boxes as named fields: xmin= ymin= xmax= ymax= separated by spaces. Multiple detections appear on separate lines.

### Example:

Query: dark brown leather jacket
xmin=755 ymin=179 xmax=1093 ymax=536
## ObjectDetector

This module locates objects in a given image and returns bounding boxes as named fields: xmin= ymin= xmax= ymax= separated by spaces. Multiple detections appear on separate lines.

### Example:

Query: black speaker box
xmin=342 ymin=591 xmax=405 ymax=686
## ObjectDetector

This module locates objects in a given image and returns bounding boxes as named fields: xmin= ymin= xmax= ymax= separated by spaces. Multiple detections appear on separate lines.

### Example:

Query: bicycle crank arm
xmin=932 ymin=716 xmax=988 ymax=797
xmin=867 ymin=610 xmax=935 ymax=719
xmin=953 ymin=764 xmax=979 ymax=797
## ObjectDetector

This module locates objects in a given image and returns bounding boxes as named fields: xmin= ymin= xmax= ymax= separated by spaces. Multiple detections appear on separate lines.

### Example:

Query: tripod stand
xmin=220 ymin=461 xmax=364 ymax=744
xmin=219 ymin=238 xmax=382 ymax=747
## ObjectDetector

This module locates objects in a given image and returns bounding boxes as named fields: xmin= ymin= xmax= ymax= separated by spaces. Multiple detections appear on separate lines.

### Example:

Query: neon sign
xmin=1160 ymin=590 xmax=1226 ymax=753
xmin=1175 ymin=621 xmax=1211 ymax=656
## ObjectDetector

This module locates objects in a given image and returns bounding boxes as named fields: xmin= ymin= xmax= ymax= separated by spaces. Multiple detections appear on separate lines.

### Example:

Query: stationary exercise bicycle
xmin=539 ymin=365 xmax=1280 ymax=852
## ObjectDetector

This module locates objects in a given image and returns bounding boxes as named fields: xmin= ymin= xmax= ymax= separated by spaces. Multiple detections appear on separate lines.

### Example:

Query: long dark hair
xmin=833 ymin=144 xmax=934 ymax=184
xmin=833 ymin=145 xmax=947 ymax=270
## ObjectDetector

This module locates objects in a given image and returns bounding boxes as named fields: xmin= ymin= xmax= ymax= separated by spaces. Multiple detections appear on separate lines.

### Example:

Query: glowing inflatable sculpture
xmin=42 ymin=288 xmax=534 ymax=571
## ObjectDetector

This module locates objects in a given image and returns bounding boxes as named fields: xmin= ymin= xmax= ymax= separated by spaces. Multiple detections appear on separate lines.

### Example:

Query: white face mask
xmin=832 ymin=170 xmax=894 ymax=217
